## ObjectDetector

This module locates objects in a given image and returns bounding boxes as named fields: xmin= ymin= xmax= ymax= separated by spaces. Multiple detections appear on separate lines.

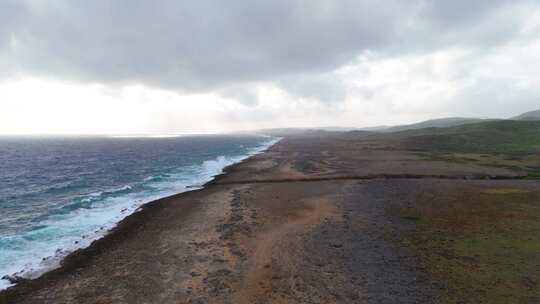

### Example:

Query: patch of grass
xmin=377 ymin=121 xmax=540 ymax=179
xmin=395 ymin=120 xmax=540 ymax=155
xmin=401 ymin=215 xmax=421 ymax=221
xmin=422 ymin=152 xmax=540 ymax=178
xmin=527 ymin=171 xmax=540 ymax=180
xmin=400 ymin=208 xmax=422 ymax=221
xmin=401 ymin=187 xmax=540 ymax=303
xmin=482 ymin=187 xmax=530 ymax=194
xmin=435 ymin=236 xmax=540 ymax=303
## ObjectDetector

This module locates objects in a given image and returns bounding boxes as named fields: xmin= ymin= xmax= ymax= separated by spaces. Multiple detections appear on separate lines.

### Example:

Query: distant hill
xmin=257 ymin=109 xmax=540 ymax=136
xmin=511 ymin=110 xmax=540 ymax=121
xmin=367 ymin=109 xmax=540 ymax=133
xmin=383 ymin=117 xmax=487 ymax=132
xmin=316 ymin=126 xmax=360 ymax=132
xmin=385 ymin=120 xmax=540 ymax=154
xmin=357 ymin=125 xmax=390 ymax=132
xmin=258 ymin=128 xmax=371 ymax=137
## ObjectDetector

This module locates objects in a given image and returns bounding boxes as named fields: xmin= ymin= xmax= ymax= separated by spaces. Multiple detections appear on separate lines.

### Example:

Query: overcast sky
xmin=1 ymin=0 xmax=539 ymax=134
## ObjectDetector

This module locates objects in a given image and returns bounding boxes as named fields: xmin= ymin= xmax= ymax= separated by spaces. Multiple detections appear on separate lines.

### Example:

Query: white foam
xmin=0 ymin=136 xmax=280 ymax=290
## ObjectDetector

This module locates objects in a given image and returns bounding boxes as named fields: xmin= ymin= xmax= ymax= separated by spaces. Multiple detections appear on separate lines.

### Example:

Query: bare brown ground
xmin=1 ymin=131 xmax=535 ymax=304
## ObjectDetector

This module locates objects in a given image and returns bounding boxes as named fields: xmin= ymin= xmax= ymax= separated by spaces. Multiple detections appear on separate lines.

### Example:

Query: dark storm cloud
xmin=0 ymin=0 xmax=536 ymax=100
xmin=2 ymin=0 xmax=409 ymax=88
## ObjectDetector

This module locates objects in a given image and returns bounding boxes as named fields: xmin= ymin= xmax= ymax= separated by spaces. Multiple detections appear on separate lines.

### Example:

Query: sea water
xmin=0 ymin=134 xmax=278 ymax=289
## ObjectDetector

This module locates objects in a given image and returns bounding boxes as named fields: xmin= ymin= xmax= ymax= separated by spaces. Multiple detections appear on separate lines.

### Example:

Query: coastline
xmin=0 ymin=187 xmax=204 ymax=300
xmin=2 ymin=131 xmax=538 ymax=303
xmin=0 ymin=136 xmax=280 ymax=293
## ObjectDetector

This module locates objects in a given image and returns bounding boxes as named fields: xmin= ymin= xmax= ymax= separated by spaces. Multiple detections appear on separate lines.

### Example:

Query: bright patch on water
xmin=0 ymin=134 xmax=279 ymax=289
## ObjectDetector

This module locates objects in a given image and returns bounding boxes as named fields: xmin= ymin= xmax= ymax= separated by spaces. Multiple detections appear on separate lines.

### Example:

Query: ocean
xmin=0 ymin=134 xmax=278 ymax=290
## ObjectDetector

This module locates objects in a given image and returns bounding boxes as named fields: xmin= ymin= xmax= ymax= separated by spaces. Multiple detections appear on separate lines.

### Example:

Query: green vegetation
xmin=384 ymin=118 xmax=540 ymax=302
xmin=390 ymin=120 xmax=540 ymax=178
xmin=482 ymin=187 xmax=530 ymax=194
xmin=423 ymin=152 xmax=540 ymax=179
xmin=401 ymin=188 xmax=540 ymax=303
xmin=384 ymin=117 xmax=487 ymax=132
xmin=511 ymin=110 xmax=540 ymax=121
xmin=399 ymin=120 xmax=540 ymax=154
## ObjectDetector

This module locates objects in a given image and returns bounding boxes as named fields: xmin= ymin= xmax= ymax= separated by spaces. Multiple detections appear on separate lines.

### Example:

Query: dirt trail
xmin=3 ymin=132 xmax=528 ymax=303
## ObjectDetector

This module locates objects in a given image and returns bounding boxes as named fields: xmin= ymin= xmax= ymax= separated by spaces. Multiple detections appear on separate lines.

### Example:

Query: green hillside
xmin=395 ymin=120 xmax=540 ymax=154
xmin=511 ymin=110 xmax=540 ymax=121
xmin=383 ymin=117 xmax=487 ymax=132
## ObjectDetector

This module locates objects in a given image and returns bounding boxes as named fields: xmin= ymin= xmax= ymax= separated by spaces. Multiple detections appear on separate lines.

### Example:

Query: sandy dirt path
xmin=2 ymin=133 xmax=529 ymax=303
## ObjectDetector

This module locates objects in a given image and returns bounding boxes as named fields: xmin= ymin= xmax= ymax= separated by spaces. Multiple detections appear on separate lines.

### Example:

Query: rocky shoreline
xmin=1 ymin=132 xmax=538 ymax=303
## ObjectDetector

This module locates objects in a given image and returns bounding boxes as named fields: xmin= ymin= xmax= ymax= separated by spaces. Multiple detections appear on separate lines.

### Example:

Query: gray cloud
xmin=1 ymin=0 xmax=538 ymax=102
xmin=3 ymin=1 xmax=407 ymax=87
xmin=279 ymin=73 xmax=346 ymax=103
xmin=443 ymin=76 xmax=540 ymax=119
xmin=423 ymin=0 xmax=507 ymax=26
xmin=219 ymin=85 xmax=260 ymax=107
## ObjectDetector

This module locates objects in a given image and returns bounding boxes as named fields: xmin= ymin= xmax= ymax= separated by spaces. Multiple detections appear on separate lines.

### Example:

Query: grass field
xmin=400 ymin=186 xmax=540 ymax=303
xmin=395 ymin=120 xmax=540 ymax=154
xmin=378 ymin=120 xmax=540 ymax=302
xmin=385 ymin=120 xmax=540 ymax=178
